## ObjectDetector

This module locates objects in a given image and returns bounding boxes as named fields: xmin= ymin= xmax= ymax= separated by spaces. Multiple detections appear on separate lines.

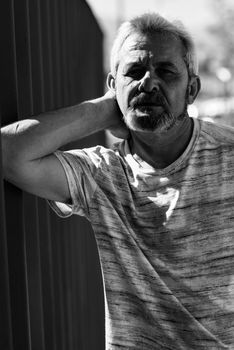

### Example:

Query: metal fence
xmin=0 ymin=0 xmax=105 ymax=349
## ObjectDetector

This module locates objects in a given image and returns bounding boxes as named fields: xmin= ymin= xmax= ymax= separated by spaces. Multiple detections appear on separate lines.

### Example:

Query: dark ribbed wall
xmin=0 ymin=0 xmax=105 ymax=349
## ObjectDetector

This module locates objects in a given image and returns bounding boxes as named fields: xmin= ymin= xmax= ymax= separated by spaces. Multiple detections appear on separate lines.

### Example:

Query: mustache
xmin=130 ymin=93 xmax=167 ymax=108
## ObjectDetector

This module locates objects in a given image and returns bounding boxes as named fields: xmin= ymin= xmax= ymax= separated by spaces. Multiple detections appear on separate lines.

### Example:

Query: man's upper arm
xmin=8 ymin=153 xmax=71 ymax=203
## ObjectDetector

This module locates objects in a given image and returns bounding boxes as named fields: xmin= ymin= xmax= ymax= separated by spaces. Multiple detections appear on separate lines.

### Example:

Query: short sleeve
xmin=48 ymin=147 xmax=104 ymax=219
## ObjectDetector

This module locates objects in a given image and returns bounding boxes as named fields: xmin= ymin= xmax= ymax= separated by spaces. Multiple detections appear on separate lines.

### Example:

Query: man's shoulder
xmin=82 ymin=141 xmax=126 ymax=161
xmin=198 ymin=118 xmax=234 ymax=147
xmin=65 ymin=142 xmax=124 ymax=160
xmin=67 ymin=141 xmax=127 ymax=171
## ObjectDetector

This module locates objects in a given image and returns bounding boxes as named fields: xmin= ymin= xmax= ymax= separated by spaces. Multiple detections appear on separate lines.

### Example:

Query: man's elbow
xmin=2 ymin=151 xmax=24 ymax=185
xmin=1 ymin=124 xmax=25 ymax=182
xmin=1 ymin=141 xmax=25 ymax=186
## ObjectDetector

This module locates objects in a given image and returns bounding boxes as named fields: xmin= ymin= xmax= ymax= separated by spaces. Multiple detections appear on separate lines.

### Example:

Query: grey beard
xmin=124 ymin=106 xmax=188 ymax=133
xmin=135 ymin=110 xmax=176 ymax=131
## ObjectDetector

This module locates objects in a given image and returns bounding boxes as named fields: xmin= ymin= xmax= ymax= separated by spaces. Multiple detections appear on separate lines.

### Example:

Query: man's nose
xmin=138 ymin=71 xmax=159 ymax=93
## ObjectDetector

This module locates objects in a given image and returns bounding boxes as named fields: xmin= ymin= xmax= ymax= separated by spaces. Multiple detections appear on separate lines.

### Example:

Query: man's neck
xmin=129 ymin=117 xmax=194 ymax=169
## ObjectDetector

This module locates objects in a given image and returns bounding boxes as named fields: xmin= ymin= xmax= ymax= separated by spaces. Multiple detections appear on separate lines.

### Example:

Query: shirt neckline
xmin=123 ymin=117 xmax=201 ymax=176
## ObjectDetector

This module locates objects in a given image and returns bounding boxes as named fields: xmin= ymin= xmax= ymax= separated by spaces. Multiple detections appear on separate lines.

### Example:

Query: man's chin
xmin=123 ymin=119 xmax=161 ymax=133
xmin=123 ymin=111 xmax=175 ymax=133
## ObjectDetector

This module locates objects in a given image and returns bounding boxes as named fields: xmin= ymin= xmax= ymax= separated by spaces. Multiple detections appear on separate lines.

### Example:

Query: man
xmin=2 ymin=12 xmax=234 ymax=349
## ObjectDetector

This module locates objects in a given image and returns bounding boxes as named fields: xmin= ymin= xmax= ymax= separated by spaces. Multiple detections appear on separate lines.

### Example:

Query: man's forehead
xmin=119 ymin=32 xmax=185 ymax=65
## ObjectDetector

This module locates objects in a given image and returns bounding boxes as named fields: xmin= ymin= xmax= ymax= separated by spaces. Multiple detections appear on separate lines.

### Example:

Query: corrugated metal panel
xmin=0 ymin=0 xmax=105 ymax=349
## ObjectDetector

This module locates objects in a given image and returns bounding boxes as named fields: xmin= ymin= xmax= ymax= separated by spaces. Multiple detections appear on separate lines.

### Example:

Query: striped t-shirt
xmin=50 ymin=117 xmax=234 ymax=349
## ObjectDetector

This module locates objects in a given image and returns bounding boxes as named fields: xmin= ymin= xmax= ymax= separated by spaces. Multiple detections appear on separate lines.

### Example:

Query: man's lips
xmin=135 ymin=102 xmax=162 ymax=107
xmin=134 ymin=102 xmax=164 ymax=110
xmin=134 ymin=104 xmax=164 ymax=116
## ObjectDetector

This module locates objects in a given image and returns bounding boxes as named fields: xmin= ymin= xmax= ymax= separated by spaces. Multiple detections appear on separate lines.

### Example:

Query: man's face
xmin=114 ymin=32 xmax=190 ymax=133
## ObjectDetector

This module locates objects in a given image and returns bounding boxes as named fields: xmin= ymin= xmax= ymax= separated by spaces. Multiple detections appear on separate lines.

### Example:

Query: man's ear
xmin=106 ymin=72 xmax=116 ymax=93
xmin=187 ymin=75 xmax=201 ymax=104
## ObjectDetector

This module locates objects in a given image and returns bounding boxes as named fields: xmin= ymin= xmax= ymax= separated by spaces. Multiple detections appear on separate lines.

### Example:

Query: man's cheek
xmin=116 ymin=93 xmax=128 ymax=115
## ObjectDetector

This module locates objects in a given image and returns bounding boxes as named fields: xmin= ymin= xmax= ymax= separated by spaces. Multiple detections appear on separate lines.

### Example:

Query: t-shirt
xmin=49 ymin=117 xmax=234 ymax=350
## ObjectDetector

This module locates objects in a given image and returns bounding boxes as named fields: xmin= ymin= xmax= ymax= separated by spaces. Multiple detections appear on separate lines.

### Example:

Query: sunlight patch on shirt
xmin=148 ymin=187 xmax=180 ymax=223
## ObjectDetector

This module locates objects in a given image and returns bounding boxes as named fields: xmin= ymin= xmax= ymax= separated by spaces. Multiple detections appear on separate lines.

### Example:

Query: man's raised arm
xmin=1 ymin=92 xmax=124 ymax=203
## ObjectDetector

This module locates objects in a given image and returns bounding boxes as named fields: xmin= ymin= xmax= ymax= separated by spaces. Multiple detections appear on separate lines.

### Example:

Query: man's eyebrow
xmin=124 ymin=59 xmax=144 ymax=66
xmin=156 ymin=61 xmax=178 ymax=69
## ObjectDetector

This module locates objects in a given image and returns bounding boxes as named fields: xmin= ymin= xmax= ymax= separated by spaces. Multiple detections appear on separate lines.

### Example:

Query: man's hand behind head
xmin=104 ymin=90 xmax=129 ymax=139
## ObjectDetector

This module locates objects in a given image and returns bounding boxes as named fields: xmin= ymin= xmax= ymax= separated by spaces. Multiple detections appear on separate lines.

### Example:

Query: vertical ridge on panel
xmin=56 ymin=0 xmax=66 ymax=107
xmin=59 ymin=0 xmax=69 ymax=106
xmin=23 ymin=193 xmax=46 ymax=350
xmin=28 ymin=0 xmax=44 ymax=114
xmin=48 ymin=0 xmax=58 ymax=107
xmin=51 ymin=0 xmax=62 ymax=107
xmin=68 ymin=223 xmax=78 ymax=350
xmin=61 ymin=219 xmax=74 ymax=349
xmin=38 ymin=201 xmax=57 ymax=350
xmin=77 ymin=217 xmax=90 ymax=350
xmin=65 ymin=0 xmax=75 ymax=105
xmin=58 ymin=219 xmax=69 ymax=350
xmin=0 ymin=121 xmax=13 ymax=350
xmin=41 ymin=0 xmax=55 ymax=111
xmin=13 ymin=0 xmax=33 ymax=117
xmin=51 ymin=215 xmax=66 ymax=350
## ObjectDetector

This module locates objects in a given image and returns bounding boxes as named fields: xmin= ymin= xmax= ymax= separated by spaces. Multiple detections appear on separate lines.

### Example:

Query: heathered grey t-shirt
xmin=49 ymin=118 xmax=234 ymax=349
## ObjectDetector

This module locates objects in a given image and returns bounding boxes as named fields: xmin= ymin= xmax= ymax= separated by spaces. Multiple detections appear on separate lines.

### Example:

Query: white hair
xmin=110 ymin=13 xmax=198 ymax=77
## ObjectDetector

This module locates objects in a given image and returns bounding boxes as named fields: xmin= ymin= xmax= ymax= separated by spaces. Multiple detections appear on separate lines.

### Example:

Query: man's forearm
xmin=1 ymin=93 xmax=119 ymax=172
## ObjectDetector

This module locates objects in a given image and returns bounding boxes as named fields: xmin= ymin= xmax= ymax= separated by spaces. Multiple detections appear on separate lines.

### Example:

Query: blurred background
xmin=87 ymin=0 xmax=234 ymax=127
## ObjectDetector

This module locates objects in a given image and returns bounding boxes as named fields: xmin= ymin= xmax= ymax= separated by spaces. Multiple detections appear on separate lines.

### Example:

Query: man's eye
xmin=125 ymin=68 xmax=145 ymax=79
xmin=158 ymin=69 xmax=177 ymax=78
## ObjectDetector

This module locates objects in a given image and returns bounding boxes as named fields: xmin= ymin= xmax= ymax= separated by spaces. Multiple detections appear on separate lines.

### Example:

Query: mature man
xmin=2 ymin=12 xmax=234 ymax=349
